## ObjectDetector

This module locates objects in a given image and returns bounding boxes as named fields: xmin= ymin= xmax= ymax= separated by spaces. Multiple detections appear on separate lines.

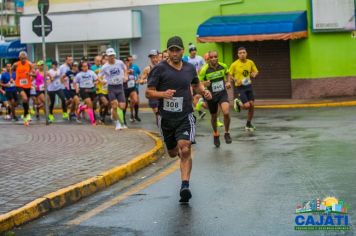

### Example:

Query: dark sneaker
xmin=135 ymin=116 xmax=142 ymax=122
xmin=214 ymin=135 xmax=220 ymax=148
xmin=245 ymin=124 xmax=256 ymax=132
xmin=233 ymin=98 xmax=241 ymax=112
xmin=224 ymin=133 xmax=232 ymax=144
xmin=179 ymin=187 xmax=192 ymax=203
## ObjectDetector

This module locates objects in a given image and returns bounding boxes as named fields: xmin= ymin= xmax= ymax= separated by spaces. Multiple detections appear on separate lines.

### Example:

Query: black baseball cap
xmin=167 ymin=36 xmax=184 ymax=50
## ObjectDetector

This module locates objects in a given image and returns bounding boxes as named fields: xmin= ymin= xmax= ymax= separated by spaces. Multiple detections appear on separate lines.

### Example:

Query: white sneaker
xmin=115 ymin=121 xmax=123 ymax=130
xmin=122 ymin=124 xmax=128 ymax=129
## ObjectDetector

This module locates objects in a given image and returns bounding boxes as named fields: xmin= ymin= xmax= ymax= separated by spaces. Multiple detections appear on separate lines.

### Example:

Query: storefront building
xmin=159 ymin=0 xmax=356 ymax=99
xmin=20 ymin=0 xmax=356 ymax=99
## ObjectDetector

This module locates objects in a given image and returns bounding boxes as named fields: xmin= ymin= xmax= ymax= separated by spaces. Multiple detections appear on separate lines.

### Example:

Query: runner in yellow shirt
xmin=229 ymin=47 xmax=258 ymax=131
xmin=92 ymin=55 xmax=109 ymax=124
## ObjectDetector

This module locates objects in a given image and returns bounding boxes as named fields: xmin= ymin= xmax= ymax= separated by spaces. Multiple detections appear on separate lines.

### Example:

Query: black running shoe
xmin=245 ymin=123 xmax=256 ymax=132
xmin=135 ymin=116 xmax=141 ymax=122
xmin=214 ymin=135 xmax=220 ymax=148
xmin=224 ymin=133 xmax=232 ymax=144
xmin=69 ymin=113 xmax=77 ymax=121
xmin=179 ymin=187 xmax=192 ymax=203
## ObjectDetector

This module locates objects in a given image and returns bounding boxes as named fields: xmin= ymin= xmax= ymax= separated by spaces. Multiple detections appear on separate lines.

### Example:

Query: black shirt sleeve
xmin=147 ymin=65 xmax=161 ymax=88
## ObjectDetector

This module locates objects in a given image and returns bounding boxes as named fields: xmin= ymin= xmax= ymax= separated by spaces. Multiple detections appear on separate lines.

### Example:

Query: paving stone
xmin=0 ymin=125 xmax=155 ymax=214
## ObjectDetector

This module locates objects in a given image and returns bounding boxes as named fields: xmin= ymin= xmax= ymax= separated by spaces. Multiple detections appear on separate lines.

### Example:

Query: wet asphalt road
xmin=9 ymin=106 xmax=356 ymax=236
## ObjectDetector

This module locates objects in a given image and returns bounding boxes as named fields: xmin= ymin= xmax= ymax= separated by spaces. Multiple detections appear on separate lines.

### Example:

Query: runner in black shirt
xmin=146 ymin=36 xmax=212 ymax=203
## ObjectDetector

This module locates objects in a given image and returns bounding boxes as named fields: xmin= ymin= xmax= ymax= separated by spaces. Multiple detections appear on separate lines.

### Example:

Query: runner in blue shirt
xmin=0 ymin=63 xmax=18 ymax=121
xmin=124 ymin=55 xmax=141 ymax=123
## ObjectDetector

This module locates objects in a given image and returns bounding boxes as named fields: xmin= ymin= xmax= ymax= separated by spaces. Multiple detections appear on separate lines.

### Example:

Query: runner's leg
xmin=48 ymin=91 xmax=56 ymax=115
xmin=20 ymin=90 xmax=29 ymax=117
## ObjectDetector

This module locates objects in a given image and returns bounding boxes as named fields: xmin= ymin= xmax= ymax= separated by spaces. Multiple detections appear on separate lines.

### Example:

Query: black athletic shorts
xmin=64 ymin=90 xmax=77 ymax=100
xmin=124 ymin=88 xmax=136 ymax=99
xmin=16 ymin=87 xmax=31 ymax=98
xmin=207 ymin=91 xmax=229 ymax=114
xmin=0 ymin=93 xmax=7 ymax=103
xmin=5 ymin=90 xmax=18 ymax=102
xmin=36 ymin=91 xmax=45 ymax=97
xmin=80 ymin=88 xmax=96 ymax=101
xmin=235 ymin=84 xmax=254 ymax=104
xmin=158 ymin=113 xmax=196 ymax=150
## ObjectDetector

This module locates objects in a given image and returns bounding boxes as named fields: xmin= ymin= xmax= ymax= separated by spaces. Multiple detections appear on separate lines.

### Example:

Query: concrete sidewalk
xmin=0 ymin=125 xmax=164 ymax=232
xmin=254 ymin=96 xmax=356 ymax=107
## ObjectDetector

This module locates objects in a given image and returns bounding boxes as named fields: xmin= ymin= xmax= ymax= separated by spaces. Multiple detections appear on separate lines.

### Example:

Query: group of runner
xmin=0 ymin=35 xmax=259 ymax=203
xmin=0 ymin=49 xmax=165 ymax=129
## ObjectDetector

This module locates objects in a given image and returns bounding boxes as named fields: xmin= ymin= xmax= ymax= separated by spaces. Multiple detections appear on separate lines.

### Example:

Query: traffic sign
xmin=38 ymin=0 xmax=49 ymax=15
xmin=32 ymin=15 xmax=52 ymax=37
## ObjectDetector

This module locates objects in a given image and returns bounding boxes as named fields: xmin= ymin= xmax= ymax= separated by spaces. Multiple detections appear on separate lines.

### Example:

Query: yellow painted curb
xmin=0 ymin=130 xmax=164 ymax=233
xmin=255 ymin=101 xmax=356 ymax=109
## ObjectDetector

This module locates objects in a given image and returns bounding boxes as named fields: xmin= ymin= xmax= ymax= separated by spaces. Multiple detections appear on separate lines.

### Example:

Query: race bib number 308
xmin=163 ymin=97 xmax=183 ymax=112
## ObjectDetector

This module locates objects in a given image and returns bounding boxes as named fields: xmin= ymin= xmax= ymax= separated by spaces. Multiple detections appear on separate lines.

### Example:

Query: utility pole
xmin=39 ymin=2 xmax=50 ymax=125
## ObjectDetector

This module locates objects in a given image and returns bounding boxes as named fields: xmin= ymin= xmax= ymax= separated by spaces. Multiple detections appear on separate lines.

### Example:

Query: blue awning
xmin=197 ymin=11 xmax=308 ymax=43
xmin=0 ymin=40 xmax=27 ymax=59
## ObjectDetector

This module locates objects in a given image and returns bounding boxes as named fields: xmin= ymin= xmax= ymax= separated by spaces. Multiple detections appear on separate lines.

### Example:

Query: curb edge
xmin=0 ymin=130 xmax=164 ymax=233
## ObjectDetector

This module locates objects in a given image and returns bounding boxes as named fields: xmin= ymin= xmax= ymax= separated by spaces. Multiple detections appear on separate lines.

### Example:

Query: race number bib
xmin=39 ymin=84 xmax=45 ymax=91
xmin=212 ymin=80 xmax=224 ymax=92
xmin=127 ymin=79 xmax=135 ymax=88
xmin=53 ymin=80 xmax=60 ymax=87
xmin=242 ymin=77 xmax=251 ymax=86
xmin=20 ymin=79 xmax=28 ymax=86
xmin=163 ymin=97 xmax=183 ymax=112
xmin=82 ymin=80 xmax=92 ymax=87
xmin=112 ymin=76 xmax=121 ymax=84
